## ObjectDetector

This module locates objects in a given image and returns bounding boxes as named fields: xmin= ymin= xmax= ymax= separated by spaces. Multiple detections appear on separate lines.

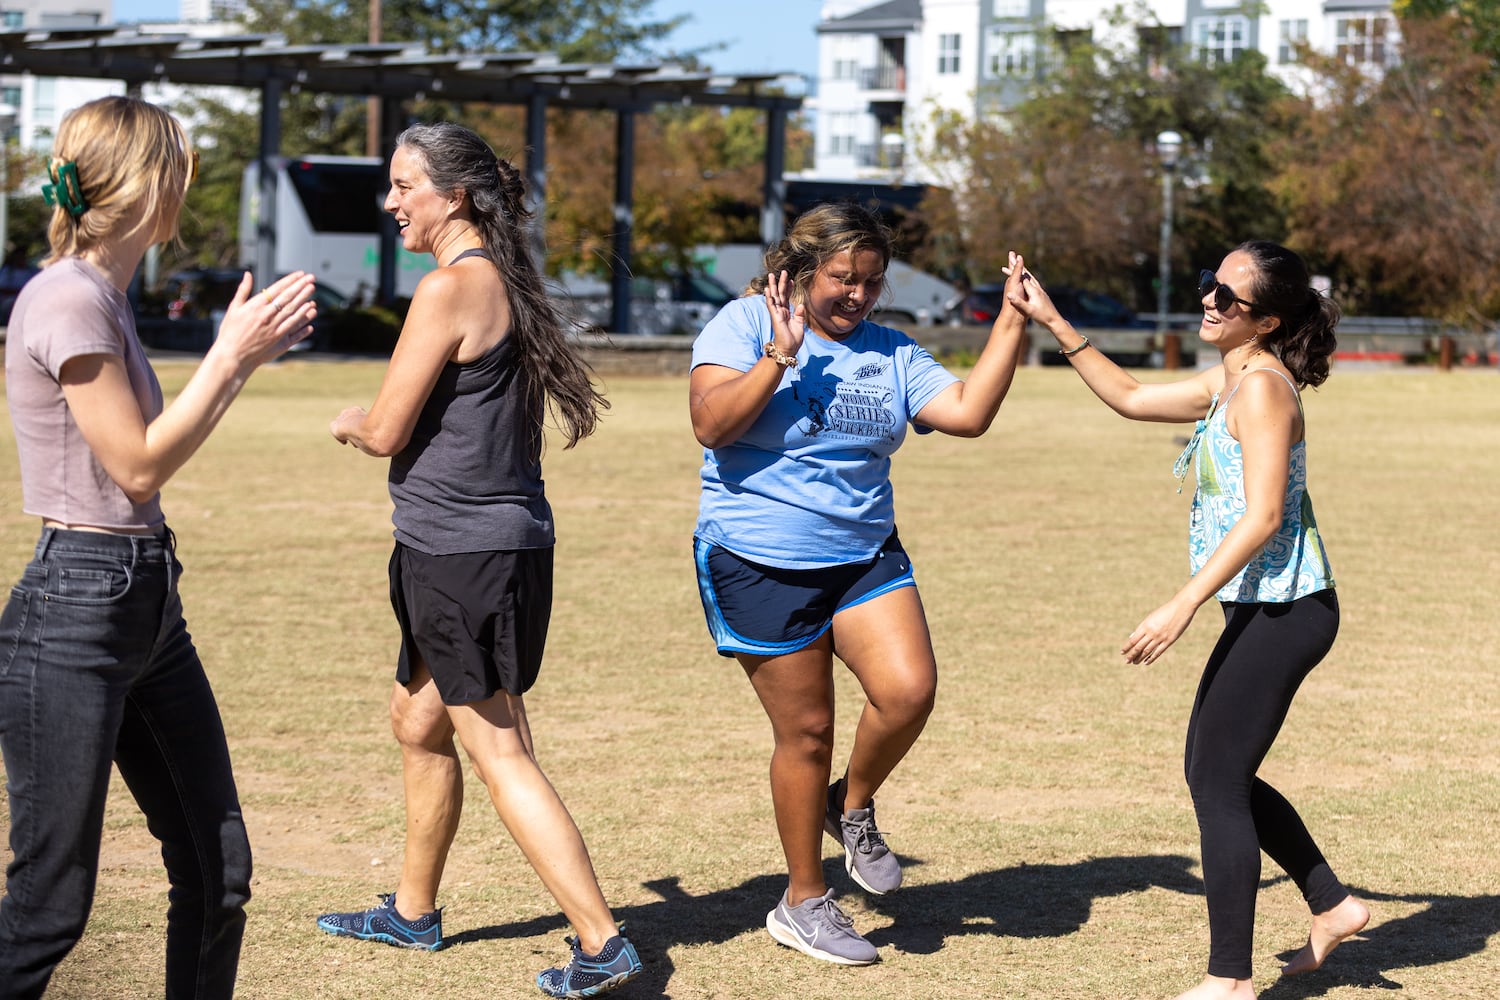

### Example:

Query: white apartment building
xmin=0 ymin=0 xmax=253 ymax=157
xmin=810 ymin=0 xmax=1400 ymax=183
xmin=0 ymin=0 xmax=117 ymax=153
xmin=178 ymin=0 xmax=245 ymax=20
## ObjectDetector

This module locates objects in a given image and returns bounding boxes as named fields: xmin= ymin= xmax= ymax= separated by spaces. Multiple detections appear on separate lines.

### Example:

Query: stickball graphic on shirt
xmin=794 ymin=359 xmax=897 ymax=441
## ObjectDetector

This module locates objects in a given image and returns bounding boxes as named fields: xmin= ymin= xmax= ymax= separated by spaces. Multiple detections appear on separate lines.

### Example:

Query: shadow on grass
xmin=1257 ymin=886 xmax=1500 ymax=997
xmin=445 ymin=852 xmax=1200 ymax=997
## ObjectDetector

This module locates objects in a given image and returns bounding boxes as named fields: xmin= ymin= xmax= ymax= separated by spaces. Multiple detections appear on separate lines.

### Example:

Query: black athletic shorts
xmin=389 ymin=542 xmax=553 ymax=704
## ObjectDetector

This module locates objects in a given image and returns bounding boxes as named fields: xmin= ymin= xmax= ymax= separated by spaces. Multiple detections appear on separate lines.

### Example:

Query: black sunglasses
xmin=1198 ymin=270 xmax=1266 ymax=315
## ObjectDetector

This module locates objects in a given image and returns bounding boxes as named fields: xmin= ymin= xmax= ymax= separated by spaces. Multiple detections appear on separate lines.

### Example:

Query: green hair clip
xmin=41 ymin=161 xmax=88 ymax=217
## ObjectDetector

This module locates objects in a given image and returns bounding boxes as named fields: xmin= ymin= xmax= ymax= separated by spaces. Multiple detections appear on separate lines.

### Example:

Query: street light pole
xmin=1156 ymin=129 xmax=1182 ymax=370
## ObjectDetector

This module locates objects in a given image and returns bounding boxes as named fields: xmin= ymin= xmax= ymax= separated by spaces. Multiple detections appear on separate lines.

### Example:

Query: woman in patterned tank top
xmin=1007 ymin=241 xmax=1369 ymax=1000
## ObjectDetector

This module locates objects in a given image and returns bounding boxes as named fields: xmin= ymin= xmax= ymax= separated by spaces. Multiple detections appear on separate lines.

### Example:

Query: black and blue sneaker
xmin=316 ymin=892 xmax=444 ymax=951
xmin=536 ymin=932 xmax=643 ymax=998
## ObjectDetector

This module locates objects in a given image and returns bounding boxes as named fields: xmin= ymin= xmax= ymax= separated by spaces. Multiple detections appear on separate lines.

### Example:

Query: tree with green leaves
xmin=911 ymin=2 xmax=1292 ymax=313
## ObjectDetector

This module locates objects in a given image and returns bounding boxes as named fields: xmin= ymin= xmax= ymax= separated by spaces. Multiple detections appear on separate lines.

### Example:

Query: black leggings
xmin=1184 ymin=589 xmax=1349 ymax=979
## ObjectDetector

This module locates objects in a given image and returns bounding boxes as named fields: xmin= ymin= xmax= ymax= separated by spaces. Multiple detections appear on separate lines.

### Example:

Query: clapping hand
xmin=763 ymin=269 xmax=806 ymax=358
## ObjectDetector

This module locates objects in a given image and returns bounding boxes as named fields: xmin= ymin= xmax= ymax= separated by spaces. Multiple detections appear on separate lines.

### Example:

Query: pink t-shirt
xmin=5 ymin=256 xmax=165 ymax=529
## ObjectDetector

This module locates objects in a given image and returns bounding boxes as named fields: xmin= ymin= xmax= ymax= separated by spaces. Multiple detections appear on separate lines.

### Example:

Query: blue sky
xmin=108 ymin=0 xmax=820 ymax=77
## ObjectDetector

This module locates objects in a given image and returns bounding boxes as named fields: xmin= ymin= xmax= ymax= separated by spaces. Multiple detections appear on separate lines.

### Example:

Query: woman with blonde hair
xmin=0 ymin=96 xmax=316 ymax=998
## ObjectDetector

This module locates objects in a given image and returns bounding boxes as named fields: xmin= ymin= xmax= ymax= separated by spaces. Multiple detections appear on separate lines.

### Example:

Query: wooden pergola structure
xmin=0 ymin=25 xmax=803 ymax=330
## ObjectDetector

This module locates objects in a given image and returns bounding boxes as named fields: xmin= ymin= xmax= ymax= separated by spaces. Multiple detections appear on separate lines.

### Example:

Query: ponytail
xmin=1235 ymin=240 xmax=1339 ymax=388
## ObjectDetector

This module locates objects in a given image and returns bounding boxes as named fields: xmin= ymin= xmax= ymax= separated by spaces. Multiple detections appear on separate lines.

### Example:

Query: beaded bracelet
xmin=764 ymin=341 xmax=798 ymax=368
xmin=1060 ymin=335 xmax=1091 ymax=357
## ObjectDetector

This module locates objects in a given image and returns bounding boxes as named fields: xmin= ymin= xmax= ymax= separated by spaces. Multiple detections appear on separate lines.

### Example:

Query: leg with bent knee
xmin=832 ymin=586 xmax=937 ymax=815
xmin=115 ymin=608 xmax=251 ymax=1000
xmin=390 ymin=661 xmax=463 ymax=919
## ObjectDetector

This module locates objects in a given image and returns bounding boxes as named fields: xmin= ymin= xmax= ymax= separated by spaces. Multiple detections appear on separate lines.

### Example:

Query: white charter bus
xmin=239 ymin=155 xmax=436 ymax=301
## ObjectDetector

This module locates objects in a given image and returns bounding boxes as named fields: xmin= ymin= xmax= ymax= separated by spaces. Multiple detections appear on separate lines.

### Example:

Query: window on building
xmin=38 ymin=11 xmax=100 ymax=26
xmin=993 ymin=0 xmax=1029 ymax=17
xmin=986 ymin=29 xmax=1035 ymax=79
xmin=1278 ymin=19 xmax=1309 ymax=64
xmin=0 ymin=10 xmax=22 ymax=27
xmin=1138 ymin=24 xmax=1183 ymax=78
xmin=1336 ymin=13 xmax=1398 ymax=68
xmin=831 ymin=58 xmax=859 ymax=80
xmin=826 ymin=111 xmax=858 ymax=157
xmin=1052 ymin=28 xmax=1091 ymax=57
xmin=33 ymin=77 xmax=53 ymax=125
xmin=1193 ymin=16 xmax=1249 ymax=65
xmin=937 ymin=33 xmax=961 ymax=74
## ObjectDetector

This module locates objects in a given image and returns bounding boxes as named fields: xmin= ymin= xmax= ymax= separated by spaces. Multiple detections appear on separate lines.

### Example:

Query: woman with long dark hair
xmin=1008 ymin=241 xmax=1369 ymax=1000
xmin=318 ymin=122 xmax=638 ymax=999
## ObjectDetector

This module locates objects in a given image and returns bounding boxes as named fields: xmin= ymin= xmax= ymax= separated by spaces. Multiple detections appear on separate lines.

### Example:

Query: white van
xmin=239 ymin=156 xmax=436 ymax=300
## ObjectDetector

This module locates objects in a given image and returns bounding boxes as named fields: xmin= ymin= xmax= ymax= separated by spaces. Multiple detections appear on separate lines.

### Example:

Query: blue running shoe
xmin=536 ymin=933 xmax=643 ymax=998
xmin=316 ymin=893 xmax=443 ymax=951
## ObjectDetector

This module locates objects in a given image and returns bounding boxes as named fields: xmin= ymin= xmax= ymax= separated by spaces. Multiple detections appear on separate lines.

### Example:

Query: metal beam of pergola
xmin=0 ymin=25 xmax=803 ymax=331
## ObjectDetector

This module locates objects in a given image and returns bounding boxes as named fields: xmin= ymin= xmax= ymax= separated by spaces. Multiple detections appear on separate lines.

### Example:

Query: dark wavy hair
xmin=1235 ymin=240 xmax=1340 ymax=388
xmin=393 ymin=122 xmax=607 ymax=450
xmin=746 ymin=201 xmax=895 ymax=304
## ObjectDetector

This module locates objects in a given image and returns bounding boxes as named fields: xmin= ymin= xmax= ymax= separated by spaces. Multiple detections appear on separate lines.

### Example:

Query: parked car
xmin=963 ymin=283 xmax=1149 ymax=328
xmin=138 ymin=268 xmax=348 ymax=352
xmin=964 ymin=282 xmax=1161 ymax=365
xmin=552 ymin=269 xmax=735 ymax=336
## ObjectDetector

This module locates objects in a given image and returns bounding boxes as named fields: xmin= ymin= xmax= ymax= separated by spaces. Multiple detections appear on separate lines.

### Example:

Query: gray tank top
xmin=389 ymin=249 xmax=553 ymax=554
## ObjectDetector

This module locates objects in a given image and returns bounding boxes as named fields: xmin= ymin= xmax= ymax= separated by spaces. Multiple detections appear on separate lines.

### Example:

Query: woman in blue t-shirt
xmin=689 ymin=202 xmax=1028 ymax=965
xmin=1007 ymin=241 xmax=1369 ymax=1000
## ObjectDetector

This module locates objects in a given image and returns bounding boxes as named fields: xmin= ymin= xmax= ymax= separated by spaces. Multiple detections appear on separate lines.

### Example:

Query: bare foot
xmin=1170 ymin=974 xmax=1256 ymax=1000
xmin=1281 ymin=895 xmax=1370 ymax=976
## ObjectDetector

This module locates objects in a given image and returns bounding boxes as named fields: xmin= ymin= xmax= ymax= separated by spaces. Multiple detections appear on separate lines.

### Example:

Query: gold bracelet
xmin=1060 ymin=335 xmax=1091 ymax=357
xmin=763 ymin=341 xmax=798 ymax=368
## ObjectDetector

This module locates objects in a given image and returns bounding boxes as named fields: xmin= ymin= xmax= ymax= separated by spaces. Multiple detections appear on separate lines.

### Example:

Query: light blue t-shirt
xmin=692 ymin=296 xmax=960 ymax=569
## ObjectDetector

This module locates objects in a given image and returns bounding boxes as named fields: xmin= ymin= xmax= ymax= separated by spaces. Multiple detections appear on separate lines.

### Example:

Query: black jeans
xmin=0 ymin=527 xmax=252 ymax=999
xmin=1184 ymin=590 xmax=1348 ymax=980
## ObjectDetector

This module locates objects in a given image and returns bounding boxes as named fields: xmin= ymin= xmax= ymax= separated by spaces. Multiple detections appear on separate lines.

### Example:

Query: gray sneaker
xmin=824 ymin=778 xmax=902 ymax=894
xmin=765 ymin=889 xmax=877 ymax=966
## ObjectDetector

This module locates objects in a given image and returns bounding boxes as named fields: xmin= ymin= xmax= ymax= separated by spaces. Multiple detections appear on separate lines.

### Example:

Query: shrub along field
xmin=0 ymin=359 xmax=1496 ymax=999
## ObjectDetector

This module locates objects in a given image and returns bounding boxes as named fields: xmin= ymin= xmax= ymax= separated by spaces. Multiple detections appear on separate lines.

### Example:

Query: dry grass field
xmin=0 ymin=357 xmax=1496 ymax=999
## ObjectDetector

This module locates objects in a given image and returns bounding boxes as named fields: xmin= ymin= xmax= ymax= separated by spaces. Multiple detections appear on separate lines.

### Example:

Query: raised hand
xmin=763 ymin=269 xmax=806 ymax=357
xmin=1003 ymin=252 xmax=1062 ymax=328
xmin=213 ymin=271 xmax=319 ymax=370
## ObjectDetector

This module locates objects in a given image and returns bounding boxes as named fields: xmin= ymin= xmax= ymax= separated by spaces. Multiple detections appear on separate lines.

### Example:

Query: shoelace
xmin=844 ymin=815 xmax=889 ymax=855
xmin=817 ymin=896 xmax=857 ymax=930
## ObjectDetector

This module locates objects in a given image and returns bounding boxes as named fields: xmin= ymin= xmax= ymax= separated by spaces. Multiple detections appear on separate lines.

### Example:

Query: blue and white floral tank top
xmin=1173 ymin=368 xmax=1335 ymax=604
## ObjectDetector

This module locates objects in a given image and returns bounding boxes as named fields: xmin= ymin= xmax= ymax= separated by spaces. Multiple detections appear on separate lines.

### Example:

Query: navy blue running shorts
xmin=693 ymin=531 xmax=916 ymax=659
xmin=389 ymin=542 xmax=553 ymax=704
